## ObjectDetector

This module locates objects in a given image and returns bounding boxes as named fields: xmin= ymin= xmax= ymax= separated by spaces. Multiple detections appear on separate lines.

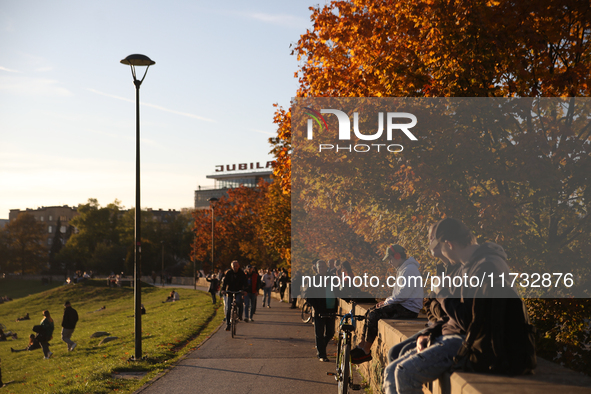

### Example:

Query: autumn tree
xmin=192 ymin=181 xmax=289 ymax=273
xmin=270 ymin=0 xmax=591 ymax=371
xmin=2 ymin=212 xmax=47 ymax=274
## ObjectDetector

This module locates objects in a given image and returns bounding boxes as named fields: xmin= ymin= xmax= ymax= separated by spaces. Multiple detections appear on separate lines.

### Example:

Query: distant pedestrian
xmin=244 ymin=265 xmax=260 ymax=321
xmin=61 ymin=301 xmax=79 ymax=352
xmin=278 ymin=268 xmax=289 ymax=302
xmin=151 ymin=271 xmax=157 ymax=285
xmin=206 ymin=271 xmax=219 ymax=304
xmin=262 ymin=269 xmax=274 ymax=308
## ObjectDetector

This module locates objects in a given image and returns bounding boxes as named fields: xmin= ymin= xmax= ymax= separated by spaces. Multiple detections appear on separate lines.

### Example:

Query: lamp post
xmin=161 ymin=241 xmax=164 ymax=288
xmin=120 ymin=54 xmax=155 ymax=361
xmin=208 ymin=197 xmax=219 ymax=275
xmin=193 ymin=236 xmax=197 ymax=290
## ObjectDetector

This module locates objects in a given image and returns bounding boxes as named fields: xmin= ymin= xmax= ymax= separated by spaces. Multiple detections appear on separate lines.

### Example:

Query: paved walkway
xmin=135 ymin=296 xmax=348 ymax=394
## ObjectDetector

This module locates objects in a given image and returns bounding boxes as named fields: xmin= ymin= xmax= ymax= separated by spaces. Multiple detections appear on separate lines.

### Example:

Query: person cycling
xmin=220 ymin=261 xmax=247 ymax=331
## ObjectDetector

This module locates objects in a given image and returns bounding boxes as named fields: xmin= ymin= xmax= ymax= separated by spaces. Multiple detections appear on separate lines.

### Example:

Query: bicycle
xmin=225 ymin=290 xmax=242 ymax=338
xmin=301 ymin=300 xmax=313 ymax=324
xmin=322 ymin=302 xmax=366 ymax=394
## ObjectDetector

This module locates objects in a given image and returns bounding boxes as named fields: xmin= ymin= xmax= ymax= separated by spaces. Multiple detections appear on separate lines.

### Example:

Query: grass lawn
xmin=0 ymin=280 xmax=223 ymax=393
xmin=0 ymin=278 xmax=63 ymax=301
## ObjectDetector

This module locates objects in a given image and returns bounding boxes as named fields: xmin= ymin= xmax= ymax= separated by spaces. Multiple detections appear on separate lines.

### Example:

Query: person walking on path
xmin=262 ymin=269 xmax=274 ymax=308
xmin=306 ymin=260 xmax=337 ymax=362
xmin=244 ymin=265 xmax=260 ymax=321
xmin=206 ymin=271 xmax=219 ymax=305
xmin=278 ymin=268 xmax=289 ymax=302
xmin=61 ymin=301 xmax=79 ymax=352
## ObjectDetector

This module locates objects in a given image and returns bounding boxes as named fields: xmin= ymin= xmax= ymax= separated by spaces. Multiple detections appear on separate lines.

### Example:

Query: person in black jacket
xmin=61 ymin=301 xmax=79 ymax=352
xmin=206 ymin=270 xmax=219 ymax=305
xmin=306 ymin=260 xmax=337 ymax=362
xmin=220 ymin=261 xmax=247 ymax=331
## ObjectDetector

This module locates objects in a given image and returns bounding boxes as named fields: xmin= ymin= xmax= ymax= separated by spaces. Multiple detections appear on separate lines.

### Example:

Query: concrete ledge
xmin=336 ymin=299 xmax=591 ymax=394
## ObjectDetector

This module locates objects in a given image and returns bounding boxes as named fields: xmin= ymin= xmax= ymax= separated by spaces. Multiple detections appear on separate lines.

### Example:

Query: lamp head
xmin=120 ymin=54 xmax=155 ymax=66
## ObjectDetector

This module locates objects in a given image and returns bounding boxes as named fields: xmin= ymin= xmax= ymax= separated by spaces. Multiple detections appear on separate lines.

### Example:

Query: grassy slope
xmin=0 ymin=280 xmax=223 ymax=394
xmin=0 ymin=278 xmax=63 ymax=301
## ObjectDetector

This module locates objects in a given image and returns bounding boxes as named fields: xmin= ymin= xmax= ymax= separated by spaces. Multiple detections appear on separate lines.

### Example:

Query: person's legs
xmin=210 ymin=291 xmax=216 ymax=304
xmin=388 ymin=332 xmax=422 ymax=363
xmin=361 ymin=304 xmax=418 ymax=353
xmin=236 ymin=293 xmax=244 ymax=319
xmin=61 ymin=328 xmax=75 ymax=350
xmin=244 ymin=294 xmax=251 ymax=320
xmin=384 ymin=335 xmax=464 ymax=394
xmin=225 ymin=293 xmax=234 ymax=327
xmin=323 ymin=316 xmax=335 ymax=353
xmin=314 ymin=315 xmax=328 ymax=359
xmin=250 ymin=294 xmax=257 ymax=317
xmin=40 ymin=340 xmax=50 ymax=358
xmin=263 ymin=288 xmax=271 ymax=307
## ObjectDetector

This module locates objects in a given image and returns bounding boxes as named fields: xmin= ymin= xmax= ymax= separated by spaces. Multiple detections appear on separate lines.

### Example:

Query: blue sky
xmin=0 ymin=0 xmax=313 ymax=218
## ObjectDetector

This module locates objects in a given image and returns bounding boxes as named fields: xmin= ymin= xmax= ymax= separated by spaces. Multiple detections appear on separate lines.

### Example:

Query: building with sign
xmin=194 ymin=161 xmax=273 ymax=208
xmin=9 ymin=205 xmax=79 ymax=249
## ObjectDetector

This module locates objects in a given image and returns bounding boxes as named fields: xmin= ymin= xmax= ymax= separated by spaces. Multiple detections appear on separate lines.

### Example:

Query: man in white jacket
xmin=351 ymin=244 xmax=423 ymax=364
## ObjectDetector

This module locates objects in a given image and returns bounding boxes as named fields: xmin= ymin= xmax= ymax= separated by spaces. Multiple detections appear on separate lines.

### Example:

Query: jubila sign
xmin=215 ymin=161 xmax=274 ymax=172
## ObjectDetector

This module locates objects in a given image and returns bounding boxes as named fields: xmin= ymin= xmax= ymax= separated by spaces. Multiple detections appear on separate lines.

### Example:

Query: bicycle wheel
xmin=301 ymin=302 xmax=312 ymax=323
xmin=231 ymin=305 xmax=237 ymax=338
xmin=334 ymin=335 xmax=343 ymax=381
xmin=338 ymin=343 xmax=350 ymax=394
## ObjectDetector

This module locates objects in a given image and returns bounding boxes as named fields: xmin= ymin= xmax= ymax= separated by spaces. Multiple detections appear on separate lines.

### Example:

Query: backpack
xmin=454 ymin=284 xmax=537 ymax=375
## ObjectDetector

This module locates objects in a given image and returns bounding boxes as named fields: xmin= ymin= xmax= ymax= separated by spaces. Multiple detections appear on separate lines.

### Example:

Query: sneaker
xmin=225 ymin=326 xmax=231 ymax=331
xmin=249 ymin=317 xmax=254 ymax=322
xmin=244 ymin=318 xmax=249 ymax=322
xmin=319 ymin=357 xmax=330 ymax=362
xmin=267 ymin=305 xmax=271 ymax=308
xmin=70 ymin=343 xmax=77 ymax=352
xmin=45 ymin=351 xmax=53 ymax=359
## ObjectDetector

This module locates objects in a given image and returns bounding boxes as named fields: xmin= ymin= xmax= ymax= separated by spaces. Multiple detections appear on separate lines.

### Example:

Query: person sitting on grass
xmin=164 ymin=290 xmax=180 ymax=302
xmin=16 ymin=313 xmax=30 ymax=322
xmin=351 ymin=244 xmax=423 ymax=364
xmin=0 ymin=328 xmax=17 ymax=341
xmin=11 ymin=334 xmax=41 ymax=353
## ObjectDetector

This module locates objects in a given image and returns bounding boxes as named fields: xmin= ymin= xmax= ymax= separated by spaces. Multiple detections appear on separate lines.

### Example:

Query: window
xmin=60 ymin=216 xmax=67 ymax=221
xmin=48 ymin=238 xmax=53 ymax=245
xmin=49 ymin=215 xmax=53 ymax=221
xmin=48 ymin=225 xmax=53 ymax=233
xmin=40 ymin=216 xmax=44 ymax=222
xmin=60 ymin=226 xmax=67 ymax=234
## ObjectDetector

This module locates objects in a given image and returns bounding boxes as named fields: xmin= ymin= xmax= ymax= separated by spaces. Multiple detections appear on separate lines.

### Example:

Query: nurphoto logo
xmin=304 ymin=108 xmax=418 ymax=153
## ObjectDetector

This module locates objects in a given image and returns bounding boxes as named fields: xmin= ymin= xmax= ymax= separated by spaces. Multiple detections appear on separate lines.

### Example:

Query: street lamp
xmin=120 ymin=53 xmax=155 ymax=362
xmin=193 ymin=235 xmax=197 ymax=290
xmin=208 ymin=197 xmax=219 ymax=275
xmin=161 ymin=241 xmax=164 ymax=288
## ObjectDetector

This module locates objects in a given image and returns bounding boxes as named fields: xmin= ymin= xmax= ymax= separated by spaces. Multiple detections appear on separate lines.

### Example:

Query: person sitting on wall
xmin=351 ymin=244 xmax=423 ymax=364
